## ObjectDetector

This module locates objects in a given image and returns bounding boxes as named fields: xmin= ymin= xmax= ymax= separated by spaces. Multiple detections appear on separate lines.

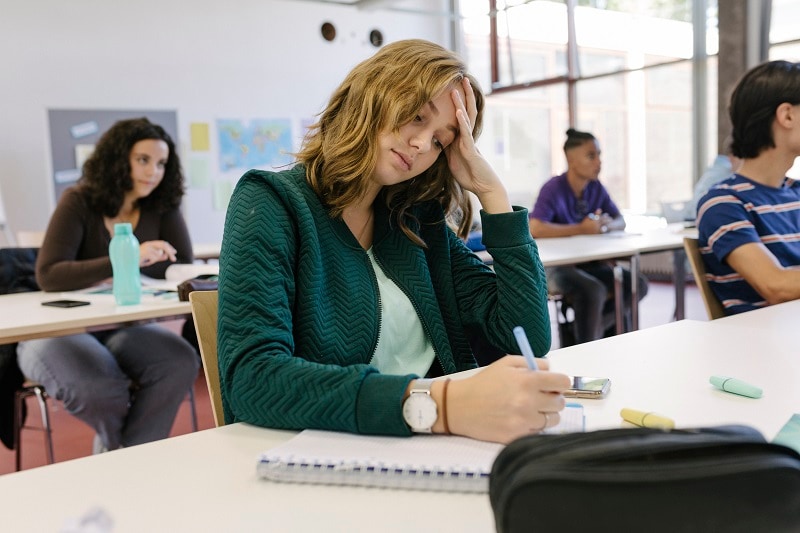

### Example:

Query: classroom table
xmin=193 ymin=242 xmax=221 ymax=262
xmin=480 ymin=225 xmax=689 ymax=331
xmin=0 ymin=317 xmax=794 ymax=532
xmin=0 ymin=290 xmax=191 ymax=344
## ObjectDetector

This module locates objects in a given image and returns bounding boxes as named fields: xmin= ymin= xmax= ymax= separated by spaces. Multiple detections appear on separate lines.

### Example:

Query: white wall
xmin=0 ymin=0 xmax=452 ymax=245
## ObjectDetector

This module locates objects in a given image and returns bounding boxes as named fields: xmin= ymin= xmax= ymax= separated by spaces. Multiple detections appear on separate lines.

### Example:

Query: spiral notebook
xmin=256 ymin=404 xmax=584 ymax=493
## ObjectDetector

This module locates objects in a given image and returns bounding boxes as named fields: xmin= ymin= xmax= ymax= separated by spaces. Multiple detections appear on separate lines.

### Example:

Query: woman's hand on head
xmin=139 ymin=240 xmax=177 ymax=267
xmin=444 ymin=355 xmax=571 ymax=444
xmin=445 ymin=78 xmax=510 ymax=213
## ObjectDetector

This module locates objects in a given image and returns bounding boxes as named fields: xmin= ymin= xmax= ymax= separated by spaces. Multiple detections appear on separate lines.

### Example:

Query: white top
xmin=366 ymin=248 xmax=435 ymax=377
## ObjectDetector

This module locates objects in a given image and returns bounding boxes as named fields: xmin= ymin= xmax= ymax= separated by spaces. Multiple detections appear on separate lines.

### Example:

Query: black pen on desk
xmin=512 ymin=326 xmax=539 ymax=370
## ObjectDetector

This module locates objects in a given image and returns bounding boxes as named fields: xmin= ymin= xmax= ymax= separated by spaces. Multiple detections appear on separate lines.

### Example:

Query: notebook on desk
xmin=256 ymin=404 xmax=584 ymax=493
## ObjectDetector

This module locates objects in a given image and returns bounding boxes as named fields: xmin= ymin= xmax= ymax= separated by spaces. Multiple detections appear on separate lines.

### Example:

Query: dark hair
xmin=729 ymin=60 xmax=800 ymax=159
xmin=79 ymin=117 xmax=185 ymax=217
xmin=563 ymin=128 xmax=596 ymax=153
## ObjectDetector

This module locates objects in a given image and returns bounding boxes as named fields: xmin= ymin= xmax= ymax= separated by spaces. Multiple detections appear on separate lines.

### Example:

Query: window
xmin=770 ymin=0 xmax=800 ymax=178
xmin=460 ymin=0 xmax=719 ymax=214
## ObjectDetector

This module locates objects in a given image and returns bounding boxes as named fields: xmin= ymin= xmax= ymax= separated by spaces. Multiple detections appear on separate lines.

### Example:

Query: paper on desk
xmin=772 ymin=413 xmax=800 ymax=453
xmin=66 ymin=276 xmax=177 ymax=295
xmin=164 ymin=263 xmax=219 ymax=283
xmin=543 ymin=403 xmax=585 ymax=434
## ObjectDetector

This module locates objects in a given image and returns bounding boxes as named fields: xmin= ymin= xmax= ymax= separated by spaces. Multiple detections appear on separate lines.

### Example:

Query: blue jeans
xmin=547 ymin=262 xmax=649 ymax=344
xmin=17 ymin=324 xmax=199 ymax=450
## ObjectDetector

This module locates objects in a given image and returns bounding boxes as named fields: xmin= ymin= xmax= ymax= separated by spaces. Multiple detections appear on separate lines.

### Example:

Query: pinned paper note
xmin=190 ymin=122 xmax=210 ymax=151
xmin=212 ymin=180 xmax=233 ymax=211
xmin=70 ymin=121 xmax=99 ymax=139
xmin=55 ymin=169 xmax=81 ymax=184
xmin=75 ymin=144 xmax=95 ymax=169
xmin=188 ymin=157 xmax=211 ymax=188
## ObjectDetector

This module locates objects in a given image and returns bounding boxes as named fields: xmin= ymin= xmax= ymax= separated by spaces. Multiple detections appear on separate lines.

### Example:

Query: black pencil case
xmin=489 ymin=425 xmax=800 ymax=533
xmin=177 ymin=274 xmax=218 ymax=302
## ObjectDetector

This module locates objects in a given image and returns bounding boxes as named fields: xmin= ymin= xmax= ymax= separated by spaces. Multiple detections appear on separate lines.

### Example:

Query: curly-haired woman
xmin=218 ymin=40 xmax=569 ymax=444
xmin=17 ymin=118 xmax=199 ymax=452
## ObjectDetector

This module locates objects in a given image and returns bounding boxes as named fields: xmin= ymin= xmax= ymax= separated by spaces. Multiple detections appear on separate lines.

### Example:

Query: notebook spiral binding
xmin=257 ymin=456 xmax=490 ymax=493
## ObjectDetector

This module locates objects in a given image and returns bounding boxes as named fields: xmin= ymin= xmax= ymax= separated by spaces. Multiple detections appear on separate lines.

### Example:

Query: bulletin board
xmin=48 ymin=109 xmax=178 ymax=201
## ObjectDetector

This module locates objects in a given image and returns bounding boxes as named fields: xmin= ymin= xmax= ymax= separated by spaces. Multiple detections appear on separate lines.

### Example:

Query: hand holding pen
xmin=442 ymin=331 xmax=570 ymax=443
xmin=513 ymin=325 xmax=571 ymax=433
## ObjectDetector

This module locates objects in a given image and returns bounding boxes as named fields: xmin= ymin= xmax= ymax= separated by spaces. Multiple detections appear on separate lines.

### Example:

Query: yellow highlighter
xmin=620 ymin=408 xmax=675 ymax=430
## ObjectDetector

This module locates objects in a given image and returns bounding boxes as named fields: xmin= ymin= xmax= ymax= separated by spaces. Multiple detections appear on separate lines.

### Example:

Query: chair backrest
xmin=189 ymin=290 xmax=225 ymax=427
xmin=683 ymin=237 xmax=726 ymax=320
xmin=15 ymin=231 xmax=45 ymax=248
xmin=661 ymin=199 xmax=691 ymax=223
xmin=0 ymin=184 xmax=15 ymax=246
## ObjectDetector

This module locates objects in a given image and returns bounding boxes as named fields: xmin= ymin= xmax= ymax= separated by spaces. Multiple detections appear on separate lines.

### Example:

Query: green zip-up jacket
xmin=218 ymin=166 xmax=551 ymax=436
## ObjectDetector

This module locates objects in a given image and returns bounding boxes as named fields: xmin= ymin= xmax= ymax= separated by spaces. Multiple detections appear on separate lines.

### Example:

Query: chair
xmin=0 ymin=184 xmax=15 ymax=246
xmin=683 ymin=237 xmax=726 ymax=320
xmin=15 ymin=231 xmax=45 ymax=248
xmin=549 ymin=292 xmax=576 ymax=348
xmin=14 ymin=382 xmax=54 ymax=471
xmin=189 ymin=290 xmax=225 ymax=427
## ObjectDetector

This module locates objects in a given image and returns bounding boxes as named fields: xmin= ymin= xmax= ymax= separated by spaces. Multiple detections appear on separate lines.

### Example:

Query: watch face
xmin=403 ymin=393 xmax=438 ymax=432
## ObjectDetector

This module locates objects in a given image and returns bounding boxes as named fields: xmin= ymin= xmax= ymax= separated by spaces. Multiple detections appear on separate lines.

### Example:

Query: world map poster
xmin=217 ymin=118 xmax=293 ymax=171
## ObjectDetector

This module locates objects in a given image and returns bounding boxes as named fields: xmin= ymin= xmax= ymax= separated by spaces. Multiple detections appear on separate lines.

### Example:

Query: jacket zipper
xmin=363 ymin=249 xmax=382 ymax=362
xmin=372 ymin=250 xmax=442 ymax=374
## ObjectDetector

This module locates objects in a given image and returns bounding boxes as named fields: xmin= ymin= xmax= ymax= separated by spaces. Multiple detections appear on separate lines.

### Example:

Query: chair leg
xmin=14 ymin=389 xmax=25 ymax=472
xmin=32 ymin=386 xmax=54 ymax=464
xmin=188 ymin=386 xmax=198 ymax=432
xmin=14 ymin=385 xmax=55 ymax=471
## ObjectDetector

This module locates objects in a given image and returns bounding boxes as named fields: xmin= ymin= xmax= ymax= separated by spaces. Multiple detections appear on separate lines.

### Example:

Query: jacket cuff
xmin=356 ymin=372 xmax=416 ymax=436
xmin=480 ymin=206 xmax=534 ymax=248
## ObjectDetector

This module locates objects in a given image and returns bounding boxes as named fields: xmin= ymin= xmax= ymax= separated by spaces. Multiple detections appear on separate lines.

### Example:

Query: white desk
xmin=0 ymin=318 xmax=794 ymax=532
xmin=0 ymin=291 xmax=191 ymax=344
xmin=193 ymin=242 xmax=221 ymax=262
xmin=548 ymin=319 xmax=797 ymax=440
xmin=704 ymin=298 xmax=800 ymax=333
xmin=481 ymin=226 xmax=689 ymax=330
xmin=0 ymin=423 xmax=496 ymax=532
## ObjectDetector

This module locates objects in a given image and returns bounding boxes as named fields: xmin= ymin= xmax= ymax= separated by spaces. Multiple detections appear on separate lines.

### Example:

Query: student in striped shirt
xmin=697 ymin=60 xmax=800 ymax=315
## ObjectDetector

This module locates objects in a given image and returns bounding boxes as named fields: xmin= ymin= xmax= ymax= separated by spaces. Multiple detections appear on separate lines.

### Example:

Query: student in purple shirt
xmin=529 ymin=129 xmax=648 ymax=344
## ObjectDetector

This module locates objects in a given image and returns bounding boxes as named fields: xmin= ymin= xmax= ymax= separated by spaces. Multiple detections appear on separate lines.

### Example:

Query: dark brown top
xmin=36 ymin=187 xmax=193 ymax=291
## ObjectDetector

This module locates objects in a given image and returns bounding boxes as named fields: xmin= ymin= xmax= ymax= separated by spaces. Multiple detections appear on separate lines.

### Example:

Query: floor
xmin=0 ymin=281 xmax=708 ymax=476
xmin=0 ymin=320 xmax=216 ymax=476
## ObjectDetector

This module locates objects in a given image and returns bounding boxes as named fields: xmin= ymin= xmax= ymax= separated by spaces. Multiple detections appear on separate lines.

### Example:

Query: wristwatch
xmin=402 ymin=379 xmax=438 ymax=433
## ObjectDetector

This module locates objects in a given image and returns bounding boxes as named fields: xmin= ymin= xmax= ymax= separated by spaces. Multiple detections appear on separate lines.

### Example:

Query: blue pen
xmin=513 ymin=326 xmax=538 ymax=370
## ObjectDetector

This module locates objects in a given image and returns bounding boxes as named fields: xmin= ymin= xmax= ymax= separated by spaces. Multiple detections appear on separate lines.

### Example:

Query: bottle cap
xmin=709 ymin=376 xmax=763 ymax=399
xmin=114 ymin=222 xmax=133 ymax=235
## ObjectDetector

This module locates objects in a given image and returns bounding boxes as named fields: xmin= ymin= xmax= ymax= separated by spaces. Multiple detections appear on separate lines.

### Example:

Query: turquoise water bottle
xmin=109 ymin=222 xmax=141 ymax=305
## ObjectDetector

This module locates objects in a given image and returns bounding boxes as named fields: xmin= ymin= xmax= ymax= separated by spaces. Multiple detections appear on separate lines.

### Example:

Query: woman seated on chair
xmin=17 ymin=118 xmax=199 ymax=453
xmin=218 ymin=40 xmax=570 ymax=444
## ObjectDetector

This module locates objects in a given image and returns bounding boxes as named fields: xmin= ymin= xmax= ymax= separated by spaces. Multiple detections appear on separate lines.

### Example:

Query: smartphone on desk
xmin=564 ymin=376 xmax=611 ymax=399
xmin=41 ymin=299 xmax=91 ymax=308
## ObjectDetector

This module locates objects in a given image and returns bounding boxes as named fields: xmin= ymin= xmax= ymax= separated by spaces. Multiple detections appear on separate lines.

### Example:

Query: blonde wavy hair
xmin=296 ymin=39 xmax=485 ymax=245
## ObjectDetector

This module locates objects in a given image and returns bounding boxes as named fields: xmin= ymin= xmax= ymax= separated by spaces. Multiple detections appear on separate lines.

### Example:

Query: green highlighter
xmin=710 ymin=375 xmax=763 ymax=399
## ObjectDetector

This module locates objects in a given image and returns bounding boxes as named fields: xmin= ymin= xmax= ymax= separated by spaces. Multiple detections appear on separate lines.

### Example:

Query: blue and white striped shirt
xmin=697 ymin=174 xmax=800 ymax=315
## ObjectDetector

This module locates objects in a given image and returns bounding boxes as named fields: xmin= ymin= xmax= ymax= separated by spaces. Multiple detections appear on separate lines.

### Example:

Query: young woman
xmin=17 ymin=118 xmax=199 ymax=452
xmin=218 ymin=40 xmax=569 ymax=444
